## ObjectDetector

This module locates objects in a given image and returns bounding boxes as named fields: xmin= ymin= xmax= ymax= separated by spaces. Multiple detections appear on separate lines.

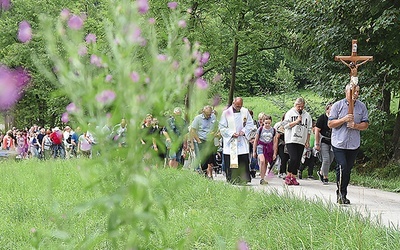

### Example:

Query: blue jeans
xmin=332 ymin=146 xmax=359 ymax=197
xmin=53 ymin=144 xmax=65 ymax=159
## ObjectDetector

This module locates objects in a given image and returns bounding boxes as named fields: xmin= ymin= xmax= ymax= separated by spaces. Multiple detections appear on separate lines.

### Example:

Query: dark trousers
xmin=223 ymin=154 xmax=250 ymax=184
xmin=286 ymin=143 xmax=305 ymax=175
xmin=332 ymin=146 xmax=359 ymax=197
xmin=278 ymin=144 xmax=289 ymax=174
xmin=300 ymin=155 xmax=315 ymax=176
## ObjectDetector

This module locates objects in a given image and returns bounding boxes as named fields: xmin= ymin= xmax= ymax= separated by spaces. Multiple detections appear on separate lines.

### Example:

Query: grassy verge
xmin=0 ymin=159 xmax=399 ymax=249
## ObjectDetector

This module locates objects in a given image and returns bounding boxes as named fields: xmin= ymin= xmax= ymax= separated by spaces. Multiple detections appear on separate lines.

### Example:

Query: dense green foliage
xmin=1 ymin=1 xmax=399 ymax=167
xmin=1 ymin=160 xmax=399 ymax=249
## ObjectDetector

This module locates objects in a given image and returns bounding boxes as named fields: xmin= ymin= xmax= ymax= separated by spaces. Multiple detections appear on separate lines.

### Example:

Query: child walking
xmin=252 ymin=115 xmax=278 ymax=185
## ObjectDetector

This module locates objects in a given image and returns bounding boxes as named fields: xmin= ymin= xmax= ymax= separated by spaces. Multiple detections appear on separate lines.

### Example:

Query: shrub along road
xmin=214 ymin=173 xmax=400 ymax=229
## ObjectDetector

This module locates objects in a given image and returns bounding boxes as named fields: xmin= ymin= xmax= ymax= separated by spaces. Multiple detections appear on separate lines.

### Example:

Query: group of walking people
xmin=190 ymin=84 xmax=368 ymax=205
xmin=1 ymin=125 xmax=96 ymax=160
xmin=1 ymin=83 xmax=368 ymax=204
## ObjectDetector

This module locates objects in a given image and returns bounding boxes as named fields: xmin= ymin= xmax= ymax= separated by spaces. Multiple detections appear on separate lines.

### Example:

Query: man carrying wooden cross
xmin=327 ymin=40 xmax=372 ymax=204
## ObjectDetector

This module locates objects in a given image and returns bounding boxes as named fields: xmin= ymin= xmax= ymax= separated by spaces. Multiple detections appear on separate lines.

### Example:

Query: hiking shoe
xmin=298 ymin=171 xmax=303 ymax=179
xmin=260 ymin=179 xmax=268 ymax=185
xmin=317 ymin=171 xmax=323 ymax=182
xmin=308 ymin=175 xmax=315 ymax=180
xmin=284 ymin=176 xmax=292 ymax=185
xmin=323 ymin=178 xmax=329 ymax=185
xmin=291 ymin=177 xmax=300 ymax=185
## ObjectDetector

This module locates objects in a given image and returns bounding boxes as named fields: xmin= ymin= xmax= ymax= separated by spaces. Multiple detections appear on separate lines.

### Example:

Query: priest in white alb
xmin=219 ymin=97 xmax=256 ymax=184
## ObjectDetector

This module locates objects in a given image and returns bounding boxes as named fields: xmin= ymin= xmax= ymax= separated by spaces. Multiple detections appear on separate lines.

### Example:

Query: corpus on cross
xmin=334 ymin=39 xmax=373 ymax=114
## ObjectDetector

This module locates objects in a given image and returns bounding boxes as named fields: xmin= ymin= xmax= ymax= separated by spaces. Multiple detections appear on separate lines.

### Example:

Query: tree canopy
xmin=1 ymin=0 xmax=399 ymax=164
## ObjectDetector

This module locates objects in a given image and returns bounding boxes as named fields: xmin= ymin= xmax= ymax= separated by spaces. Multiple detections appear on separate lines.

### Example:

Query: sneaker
xmin=279 ymin=173 xmax=286 ymax=179
xmin=308 ymin=175 xmax=315 ymax=180
xmin=337 ymin=195 xmax=343 ymax=204
xmin=267 ymin=170 xmax=275 ymax=178
xmin=298 ymin=171 xmax=303 ymax=179
xmin=317 ymin=171 xmax=323 ymax=182
xmin=337 ymin=195 xmax=350 ymax=205
xmin=260 ymin=179 xmax=268 ymax=185
xmin=250 ymin=170 xmax=256 ymax=178
xmin=284 ymin=176 xmax=292 ymax=185
xmin=323 ymin=178 xmax=329 ymax=185
xmin=291 ymin=177 xmax=300 ymax=185
xmin=278 ymin=173 xmax=283 ymax=178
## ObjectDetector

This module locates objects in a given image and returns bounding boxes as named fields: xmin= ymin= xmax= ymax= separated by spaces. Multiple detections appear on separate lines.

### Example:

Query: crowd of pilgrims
xmin=1 ymin=103 xmax=330 ymax=187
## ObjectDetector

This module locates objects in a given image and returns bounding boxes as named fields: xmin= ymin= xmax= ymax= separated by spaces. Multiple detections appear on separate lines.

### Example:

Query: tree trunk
xmin=382 ymin=88 xmax=391 ymax=114
xmin=228 ymin=11 xmax=246 ymax=106
xmin=228 ymin=40 xmax=239 ymax=106
xmin=392 ymin=99 xmax=400 ymax=163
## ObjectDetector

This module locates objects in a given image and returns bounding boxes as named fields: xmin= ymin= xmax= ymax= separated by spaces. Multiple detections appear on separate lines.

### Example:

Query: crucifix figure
xmin=334 ymin=39 xmax=373 ymax=114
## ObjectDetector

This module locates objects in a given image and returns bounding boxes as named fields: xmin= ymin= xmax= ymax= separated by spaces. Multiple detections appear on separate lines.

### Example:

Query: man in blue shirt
xmin=328 ymin=84 xmax=369 ymax=204
xmin=190 ymin=105 xmax=217 ymax=178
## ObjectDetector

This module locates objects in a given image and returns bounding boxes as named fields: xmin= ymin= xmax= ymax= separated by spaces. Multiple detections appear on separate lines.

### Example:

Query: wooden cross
xmin=335 ymin=39 xmax=373 ymax=114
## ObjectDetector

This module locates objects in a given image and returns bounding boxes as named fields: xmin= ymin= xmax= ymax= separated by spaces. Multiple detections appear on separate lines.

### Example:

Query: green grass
xmin=1 ymin=159 xmax=399 ymax=249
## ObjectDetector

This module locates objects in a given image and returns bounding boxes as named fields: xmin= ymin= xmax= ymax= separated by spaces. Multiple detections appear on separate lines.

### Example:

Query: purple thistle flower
xmin=194 ymin=67 xmax=203 ymax=77
xmin=66 ymin=102 xmax=77 ymax=113
xmin=60 ymin=8 xmax=70 ymax=20
xmin=78 ymin=45 xmax=87 ymax=56
xmin=90 ymin=54 xmax=102 ymax=67
xmin=200 ymin=52 xmax=210 ymax=65
xmin=128 ymin=26 xmax=142 ymax=43
xmin=195 ymin=78 xmax=208 ymax=89
xmin=157 ymin=54 xmax=167 ymax=61
xmin=178 ymin=20 xmax=186 ymax=28
xmin=237 ymin=240 xmax=249 ymax=250
xmin=105 ymin=74 xmax=113 ymax=82
xmin=167 ymin=2 xmax=178 ymax=10
xmin=0 ymin=66 xmax=30 ymax=110
xmin=136 ymin=0 xmax=149 ymax=14
xmin=68 ymin=15 xmax=83 ymax=30
xmin=17 ymin=21 xmax=32 ymax=43
xmin=130 ymin=71 xmax=140 ymax=82
xmin=0 ymin=0 xmax=11 ymax=11
xmin=85 ymin=33 xmax=97 ymax=43
xmin=61 ymin=112 xmax=69 ymax=123
xmin=96 ymin=90 xmax=116 ymax=104
xmin=148 ymin=18 xmax=156 ymax=24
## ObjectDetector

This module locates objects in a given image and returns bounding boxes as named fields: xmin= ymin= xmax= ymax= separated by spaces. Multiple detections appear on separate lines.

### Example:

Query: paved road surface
xmin=214 ymin=173 xmax=400 ymax=229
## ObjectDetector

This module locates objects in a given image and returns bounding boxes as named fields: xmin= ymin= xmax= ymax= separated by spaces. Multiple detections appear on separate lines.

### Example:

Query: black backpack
xmin=66 ymin=134 xmax=72 ymax=144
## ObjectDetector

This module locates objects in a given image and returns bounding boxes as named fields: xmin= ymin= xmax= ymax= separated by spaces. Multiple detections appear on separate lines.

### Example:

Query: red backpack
xmin=50 ymin=131 xmax=62 ymax=145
